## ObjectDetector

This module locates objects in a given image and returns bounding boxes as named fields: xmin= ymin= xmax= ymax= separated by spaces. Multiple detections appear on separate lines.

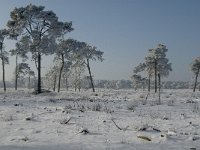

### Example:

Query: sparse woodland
xmin=0 ymin=3 xmax=200 ymax=150
xmin=1 ymin=4 xmax=103 ymax=93
xmin=0 ymin=4 xmax=198 ymax=93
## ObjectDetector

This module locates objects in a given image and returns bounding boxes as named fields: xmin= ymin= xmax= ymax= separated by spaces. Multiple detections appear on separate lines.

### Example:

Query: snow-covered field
xmin=0 ymin=88 xmax=200 ymax=150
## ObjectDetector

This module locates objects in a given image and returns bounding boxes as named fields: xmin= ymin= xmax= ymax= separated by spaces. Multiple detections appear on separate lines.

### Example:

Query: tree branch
xmin=111 ymin=119 xmax=122 ymax=130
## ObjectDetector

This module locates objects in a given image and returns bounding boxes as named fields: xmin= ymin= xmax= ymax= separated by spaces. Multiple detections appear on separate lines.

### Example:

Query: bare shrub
xmin=165 ymin=95 xmax=170 ymax=98
xmin=78 ymin=105 xmax=85 ymax=112
xmin=64 ymin=104 xmax=73 ymax=110
xmin=127 ymin=102 xmax=138 ymax=112
xmin=167 ymin=99 xmax=175 ymax=106
xmin=49 ymin=98 xmax=57 ymax=103
xmin=62 ymin=104 xmax=73 ymax=113
xmin=149 ymin=100 xmax=160 ymax=106
xmin=139 ymin=94 xmax=145 ymax=99
xmin=92 ymin=103 xmax=102 ymax=111
xmin=3 ymin=115 xmax=14 ymax=121
xmin=193 ymin=103 xmax=199 ymax=113
xmin=103 ymin=106 xmax=113 ymax=113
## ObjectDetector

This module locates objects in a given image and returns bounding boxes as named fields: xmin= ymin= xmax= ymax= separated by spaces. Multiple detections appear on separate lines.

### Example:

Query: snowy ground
xmin=0 ymin=88 xmax=200 ymax=150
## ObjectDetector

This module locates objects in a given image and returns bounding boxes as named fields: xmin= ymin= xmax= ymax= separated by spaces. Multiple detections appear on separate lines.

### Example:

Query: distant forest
xmin=0 ymin=78 xmax=197 ymax=90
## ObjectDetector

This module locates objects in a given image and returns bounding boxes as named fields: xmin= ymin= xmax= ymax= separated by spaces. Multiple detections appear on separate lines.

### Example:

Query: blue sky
xmin=0 ymin=0 xmax=200 ymax=81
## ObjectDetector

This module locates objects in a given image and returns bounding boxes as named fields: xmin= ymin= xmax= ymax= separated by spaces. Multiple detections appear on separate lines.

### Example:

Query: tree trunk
xmin=74 ymin=68 xmax=77 ymax=92
xmin=0 ymin=43 xmax=6 ymax=92
xmin=65 ymin=77 xmax=68 ymax=91
xmin=193 ymin=68 xmax=200 ymax=92
xmin=78 ymin=69 xmax=81 ymax=92
xmin=2 ymin=58 xmax=6 ymax=92
xmin=58 ymin=54 xmax=64 ymax=93
xmin=37 ymin=53 xmax=41 ymax=93
xmin=154 ymin=60 xmax=157 ymax=93
xmin=158 ymin=73 xmax=161 ymax=104
xmin=74 ymin=82 xmax=77 ymax=92
xmin=53 ymin=75 xmax=57 ymax=92
xmin=15 ymin=55 xmax=18 ymax=90
xmin=28 ymin=75 xmax=31 ymax=89
xmin=148 ymin=74 xmax=151 ymax=92
xmin=86 ymin=59 xmax=95 ymax=92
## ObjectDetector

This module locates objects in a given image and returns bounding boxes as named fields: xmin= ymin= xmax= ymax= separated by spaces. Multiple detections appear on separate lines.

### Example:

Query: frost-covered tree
xmin=13 ymin=63 xmax=32 ymax=89
xmin=133 ymin=63 xmax=146 ymax=74
xmin=191 ymin=56 xmax=200 ymax=92
xmin=81 ymin=76 xmax=91 ymax=89
xmin=133 ymin=63 xmax=150 ymax=91
xmin=69 ymin=61 xmax=85 ymax=92
xmin=133 ymin=44 xmax=172 ymax=93
xmin=10 ymin=36 xmax=29 ymax=90
xmin=131 ymin=74 xmax=146 ymax=91
xmin=55 ymin=39 xmax=75 ymax=93
xmin=74 ymin=62 xmax=85 ymax=92
xmin=0 ymin=29 xmax=9 ymax=92
xmin=16 ymin=63 xmax=31 ymax=84
xmin=7 ymin=4 xmax=73 ymax=93
xmin=145 ymin=44 xmax=172 ymax=93
xmin=44 ymin=65 xmax=59 ymax=91
xmin=62 ymin=61 xmax=72 ymax=91
xmin=116 ymin=80 xmax=132 ymax=89
xmin=85 ymin=46 xmax=104 ymax=92
xmin=74 ymin=42 xmax=103 ymax=92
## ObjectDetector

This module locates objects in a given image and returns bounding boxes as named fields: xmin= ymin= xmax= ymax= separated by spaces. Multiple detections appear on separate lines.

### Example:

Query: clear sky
xmin=0 ymin=0 xmax=200 ymax=81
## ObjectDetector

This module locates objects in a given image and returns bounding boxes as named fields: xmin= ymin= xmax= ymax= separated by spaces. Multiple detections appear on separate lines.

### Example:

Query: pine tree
xmin=10 ymin=36 xmax=29 ymax=90
xmin=7 ymin=4 xmax=73 ymax=93
xmin=73 ymin=42 xmax=103 ymax=92
xmin=145 ymin=44 xmax=172 ymax=93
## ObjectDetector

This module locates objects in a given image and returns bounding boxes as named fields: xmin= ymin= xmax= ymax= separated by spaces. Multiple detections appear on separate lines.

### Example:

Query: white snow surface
xmin=0 ymin=88 xmax=200 ymax=150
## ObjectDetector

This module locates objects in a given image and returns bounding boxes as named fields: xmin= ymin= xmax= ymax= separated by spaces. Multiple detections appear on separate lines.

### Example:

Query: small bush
xmin=127 ymin=101 xmax=138 ymax=112
xmin=3 ymin=115 xmax=14 ymax=121
xmin=149 ymin=100 xmax=160 ymax=106
xmin=165 ymin=95 xmax=170 ymax=98
xmin=20 ymin=136 xmax=29 ymax=142
xmin=167 ymin=99 xmax=175 ymax=106
xmin=193 ymin=103 xmax=199 ymax=113
xmin=139 ymin=94 xmax=145 ymax=98
xmin=78 ymin=105 xmax=85 ymax=112
xmin=127 ymin=105 xmax=135 ymax=112
xmin=64 ymin=104 xmax=73 ymax=110
xmin=103 ymin=106 xmax=113 ymax=113
xmin=49 ymin=98 xmax=57 ymax=103
xmin=92 ymin=103 xmax=102 ymax=111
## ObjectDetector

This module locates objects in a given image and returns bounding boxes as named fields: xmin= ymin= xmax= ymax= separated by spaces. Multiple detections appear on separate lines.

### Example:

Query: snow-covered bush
xmin=92 ymin=103 xmax=102 ymax=111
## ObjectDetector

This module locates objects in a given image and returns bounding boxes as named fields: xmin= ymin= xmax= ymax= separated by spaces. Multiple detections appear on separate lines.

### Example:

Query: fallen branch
xmin=111 ymin=119 xmax=122 ymax=130
xmin=111 ymin=119 xmax=129 ymax=131
xmin=137 ymin=135 xmax=151 ymax=141
xmin=60 ymin=117 xmax=72 ymax=125
xmin=152 ymin=127 xmax=161 ymax=132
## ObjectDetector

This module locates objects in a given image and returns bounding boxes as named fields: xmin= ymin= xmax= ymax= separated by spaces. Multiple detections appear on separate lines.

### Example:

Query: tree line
xmin=0 ymin=4 xmax=199 ymax=93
